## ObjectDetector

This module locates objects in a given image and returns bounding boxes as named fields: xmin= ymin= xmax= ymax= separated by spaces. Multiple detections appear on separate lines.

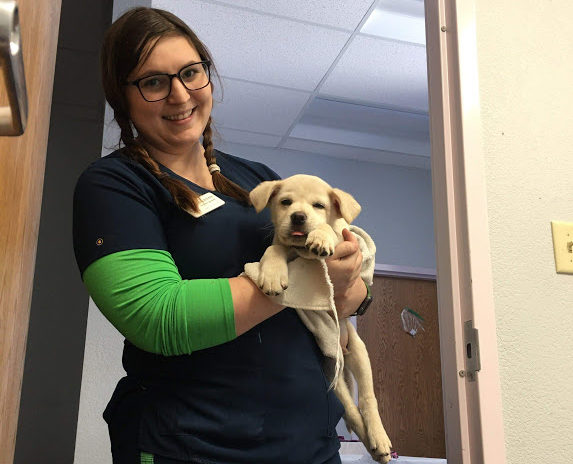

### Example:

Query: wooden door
xmin=357 ymin=275 xmax=445 ymax=458
xmin=0 ymin=1 xmax=62 ymax=462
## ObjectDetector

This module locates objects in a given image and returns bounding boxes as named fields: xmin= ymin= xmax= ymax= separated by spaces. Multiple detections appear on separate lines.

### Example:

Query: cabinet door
xmin=0 ymin=1 xmax=62 ymax=462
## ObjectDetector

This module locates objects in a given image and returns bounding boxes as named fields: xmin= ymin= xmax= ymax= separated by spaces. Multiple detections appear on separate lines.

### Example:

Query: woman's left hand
xmin=326 ymin=229 xmax=367 ymax=319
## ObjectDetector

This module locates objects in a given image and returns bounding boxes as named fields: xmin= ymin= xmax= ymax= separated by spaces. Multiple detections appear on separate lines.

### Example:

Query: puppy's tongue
xmin=291 ymin=231 xmax=305 ymax=237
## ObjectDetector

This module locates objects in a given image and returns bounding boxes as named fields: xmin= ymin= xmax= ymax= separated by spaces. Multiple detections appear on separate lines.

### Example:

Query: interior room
xmin=5 ymin=0 xmax=573 ymax=464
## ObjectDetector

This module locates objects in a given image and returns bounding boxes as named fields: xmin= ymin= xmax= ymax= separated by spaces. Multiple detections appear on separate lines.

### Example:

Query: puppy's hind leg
xmin=333 ymin=366 xmax=367 ymax=441
xmin=345 ymin=323 xmax=392 ymax=463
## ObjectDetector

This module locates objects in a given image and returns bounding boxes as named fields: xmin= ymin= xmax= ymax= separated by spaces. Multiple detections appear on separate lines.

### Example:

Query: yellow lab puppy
xmin=250 ymin=174 xmax=392 ymax=463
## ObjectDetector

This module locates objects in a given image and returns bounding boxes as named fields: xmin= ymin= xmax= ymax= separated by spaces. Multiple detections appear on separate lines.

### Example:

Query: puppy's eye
xmin=313 ymin=203 xmax=325 ymax=209
xmin=280 ymin=198 xmax=292 ymax=206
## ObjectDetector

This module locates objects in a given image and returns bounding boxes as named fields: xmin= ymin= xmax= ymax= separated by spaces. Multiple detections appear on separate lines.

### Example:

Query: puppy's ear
xmin=250 ymin=180 xmax=281 ymax=212
xmin=330 ymin=188 xmax=361 ymax=223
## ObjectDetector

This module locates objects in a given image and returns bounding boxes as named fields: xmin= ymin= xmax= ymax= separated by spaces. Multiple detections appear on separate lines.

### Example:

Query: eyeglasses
xmin=127 ymin=60 xmax=211 ymax=102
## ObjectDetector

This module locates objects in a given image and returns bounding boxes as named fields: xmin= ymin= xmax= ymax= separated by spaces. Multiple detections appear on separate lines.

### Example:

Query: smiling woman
xmin=72 ymin=6 xmax=371 ymax=464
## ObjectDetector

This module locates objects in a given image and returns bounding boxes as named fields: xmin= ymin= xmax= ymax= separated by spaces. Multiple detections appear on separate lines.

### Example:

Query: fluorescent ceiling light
xmin=361 ymin=1 xmax=426 ymax=45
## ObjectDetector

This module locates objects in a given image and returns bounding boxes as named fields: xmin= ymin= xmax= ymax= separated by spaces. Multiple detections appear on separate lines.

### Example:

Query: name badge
xmin=190 ymin=192 xmax=225 ymax=218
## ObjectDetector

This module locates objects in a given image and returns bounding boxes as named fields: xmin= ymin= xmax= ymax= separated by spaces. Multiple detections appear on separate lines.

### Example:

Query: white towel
xmin=243 ymin=225 xmax=376 ymax=388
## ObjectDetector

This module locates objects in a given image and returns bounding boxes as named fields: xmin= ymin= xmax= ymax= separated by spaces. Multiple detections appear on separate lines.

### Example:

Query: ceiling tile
xmin=301 ymin=98 xmax=429 ymax=142
xmin=282 ymin=138 xmax=356 ymax=161
xmin=361 ymin=5 xmax=426 ymax=45
xmin=283 ymin=138 xmax=430 ymax=169
xmin=376 ymin=0 xmax=425 ymax=18
xmin=289 ymin=122 xmax=429 ymax=157
xmin=153 ymin=0 xmax=351 ymax=90
xmin=211 ymin=0 xmax=375 ymax=31
xmin=214 ymin=127 xmax=282 ymax=148
xmin=211 ymin=78 xmax=310 ymax=135
xmin=319 ymin=35 xmax=428 ymax=112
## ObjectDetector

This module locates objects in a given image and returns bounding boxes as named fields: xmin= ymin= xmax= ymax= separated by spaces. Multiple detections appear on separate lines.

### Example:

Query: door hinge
xmin=459 ymin=320 xmax=481 ymax=381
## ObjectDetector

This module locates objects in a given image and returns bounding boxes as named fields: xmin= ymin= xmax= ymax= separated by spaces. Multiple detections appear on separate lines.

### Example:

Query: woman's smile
xmin=163 ymin=106 xmax=196 ymax=122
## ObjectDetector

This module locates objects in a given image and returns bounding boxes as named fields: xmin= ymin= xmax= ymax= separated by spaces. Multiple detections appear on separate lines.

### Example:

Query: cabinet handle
xmin=0 ymin=1 xmax=27 ymax=136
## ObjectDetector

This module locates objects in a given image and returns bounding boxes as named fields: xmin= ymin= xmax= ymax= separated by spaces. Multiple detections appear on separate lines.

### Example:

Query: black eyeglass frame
xmin=126 ymin=60 xmax=212 ymax=102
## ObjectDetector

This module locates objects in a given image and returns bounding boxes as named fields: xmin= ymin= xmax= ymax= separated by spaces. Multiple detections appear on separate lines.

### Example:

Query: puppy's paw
xmin=257 ymin=261 xmax=289 ymax=296
xmin=366 ymin=425 xmax=392 ymax=463
xmin=305 ymin=229 xmax=336 ymax=257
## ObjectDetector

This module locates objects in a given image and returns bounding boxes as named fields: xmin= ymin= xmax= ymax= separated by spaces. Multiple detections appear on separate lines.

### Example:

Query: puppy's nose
xmin=291 ymin=212 xmax=306 ymax=225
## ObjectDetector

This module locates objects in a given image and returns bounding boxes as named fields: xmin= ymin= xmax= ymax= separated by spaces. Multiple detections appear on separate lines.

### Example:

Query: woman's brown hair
xmin=100 ymin=7 xmax=250 ymax=213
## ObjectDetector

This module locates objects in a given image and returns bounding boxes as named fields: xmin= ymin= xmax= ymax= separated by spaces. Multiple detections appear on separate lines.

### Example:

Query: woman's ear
xmin=250 ymin=180 xmax=282 ymax=212
xmin=330 ymin=188 xmax=361 ymax=223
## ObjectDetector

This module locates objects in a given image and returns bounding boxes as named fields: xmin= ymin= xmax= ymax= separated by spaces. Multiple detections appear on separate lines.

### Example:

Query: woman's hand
xmin=326 ymin=229 xmax=367 ymax=319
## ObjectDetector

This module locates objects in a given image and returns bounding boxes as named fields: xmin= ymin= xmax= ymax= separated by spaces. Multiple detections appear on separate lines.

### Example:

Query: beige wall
xmin=476 ymin=1 xmax=573 ymax=463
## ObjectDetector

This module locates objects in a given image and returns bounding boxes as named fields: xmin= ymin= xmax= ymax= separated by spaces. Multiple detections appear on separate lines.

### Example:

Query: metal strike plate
xmin=463 ymin=320 xmax=481 ymax=381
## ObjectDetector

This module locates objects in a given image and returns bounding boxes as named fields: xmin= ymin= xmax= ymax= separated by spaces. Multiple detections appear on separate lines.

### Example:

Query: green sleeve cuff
xmin=82 ymin=249 xmax=236 ymax=355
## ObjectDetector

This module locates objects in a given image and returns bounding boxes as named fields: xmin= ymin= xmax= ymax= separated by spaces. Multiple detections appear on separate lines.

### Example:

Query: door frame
xmin=425 ymin=1 xmax=506 ymax=463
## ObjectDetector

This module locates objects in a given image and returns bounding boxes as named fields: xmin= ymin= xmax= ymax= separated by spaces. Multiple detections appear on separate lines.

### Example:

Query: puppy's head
xmin=250 ymin=174 xmax=361 ymax=248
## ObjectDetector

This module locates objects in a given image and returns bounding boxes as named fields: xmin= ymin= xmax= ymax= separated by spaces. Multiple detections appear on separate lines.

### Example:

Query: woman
xmin=73 ymin=7 xmax=368 ymax=464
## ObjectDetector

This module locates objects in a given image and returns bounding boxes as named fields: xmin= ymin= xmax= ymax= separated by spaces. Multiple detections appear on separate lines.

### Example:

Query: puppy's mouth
xmin=279 ymin=227 xmax=307 ymax=247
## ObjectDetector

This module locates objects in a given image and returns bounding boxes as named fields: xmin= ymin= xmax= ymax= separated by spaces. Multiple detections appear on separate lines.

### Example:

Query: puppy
xmin=250 ymin=174 xmax=392 ymax=463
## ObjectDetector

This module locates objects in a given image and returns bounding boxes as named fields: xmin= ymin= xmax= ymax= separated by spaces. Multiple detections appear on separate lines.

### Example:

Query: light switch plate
xmin=551 ymin=221 xmax=573 ymax=274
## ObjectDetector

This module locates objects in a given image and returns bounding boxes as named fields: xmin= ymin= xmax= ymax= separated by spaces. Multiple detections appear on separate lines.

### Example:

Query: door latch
xmin=459 ymin=320 xmax=481 ymax=381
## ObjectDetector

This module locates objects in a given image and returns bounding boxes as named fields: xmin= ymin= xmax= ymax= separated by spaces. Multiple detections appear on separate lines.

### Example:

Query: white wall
xmin=476 ymin=1 xmax=573 ymax=463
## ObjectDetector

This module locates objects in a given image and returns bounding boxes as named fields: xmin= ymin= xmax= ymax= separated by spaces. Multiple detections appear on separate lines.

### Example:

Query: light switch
xmin=551 ymin=221 xmax=573 ymax=274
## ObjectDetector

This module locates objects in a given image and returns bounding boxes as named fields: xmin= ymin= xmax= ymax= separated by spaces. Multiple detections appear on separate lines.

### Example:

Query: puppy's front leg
xmin=306 ymin=223 xmax=338 ymax=257
xmin=257 ymin=244 xmax=290 ymax=295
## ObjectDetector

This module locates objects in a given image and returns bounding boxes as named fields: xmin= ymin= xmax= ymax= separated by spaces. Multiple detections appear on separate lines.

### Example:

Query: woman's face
xmin=125 ymin=35 xmax=213 ymax=156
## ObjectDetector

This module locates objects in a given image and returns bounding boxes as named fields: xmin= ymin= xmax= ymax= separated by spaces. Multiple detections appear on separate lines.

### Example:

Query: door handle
xmin=0 ymin=1 xmax=27 ymax=136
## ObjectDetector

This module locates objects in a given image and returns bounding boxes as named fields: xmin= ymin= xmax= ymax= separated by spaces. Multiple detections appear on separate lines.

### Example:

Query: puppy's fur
xmin=250 ymin=174 xmax=392 ymax=463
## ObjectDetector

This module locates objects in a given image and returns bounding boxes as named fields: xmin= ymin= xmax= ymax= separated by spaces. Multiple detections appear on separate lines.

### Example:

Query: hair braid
xmin=203 ymin=117 xmax=251 ymax=205
xmin=116 ymin=114 xmax=201 ymax=214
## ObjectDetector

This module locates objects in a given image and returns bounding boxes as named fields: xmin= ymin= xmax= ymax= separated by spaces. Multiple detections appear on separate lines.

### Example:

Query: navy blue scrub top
xmin=73 ymin=149 xmax=344 ymax=464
